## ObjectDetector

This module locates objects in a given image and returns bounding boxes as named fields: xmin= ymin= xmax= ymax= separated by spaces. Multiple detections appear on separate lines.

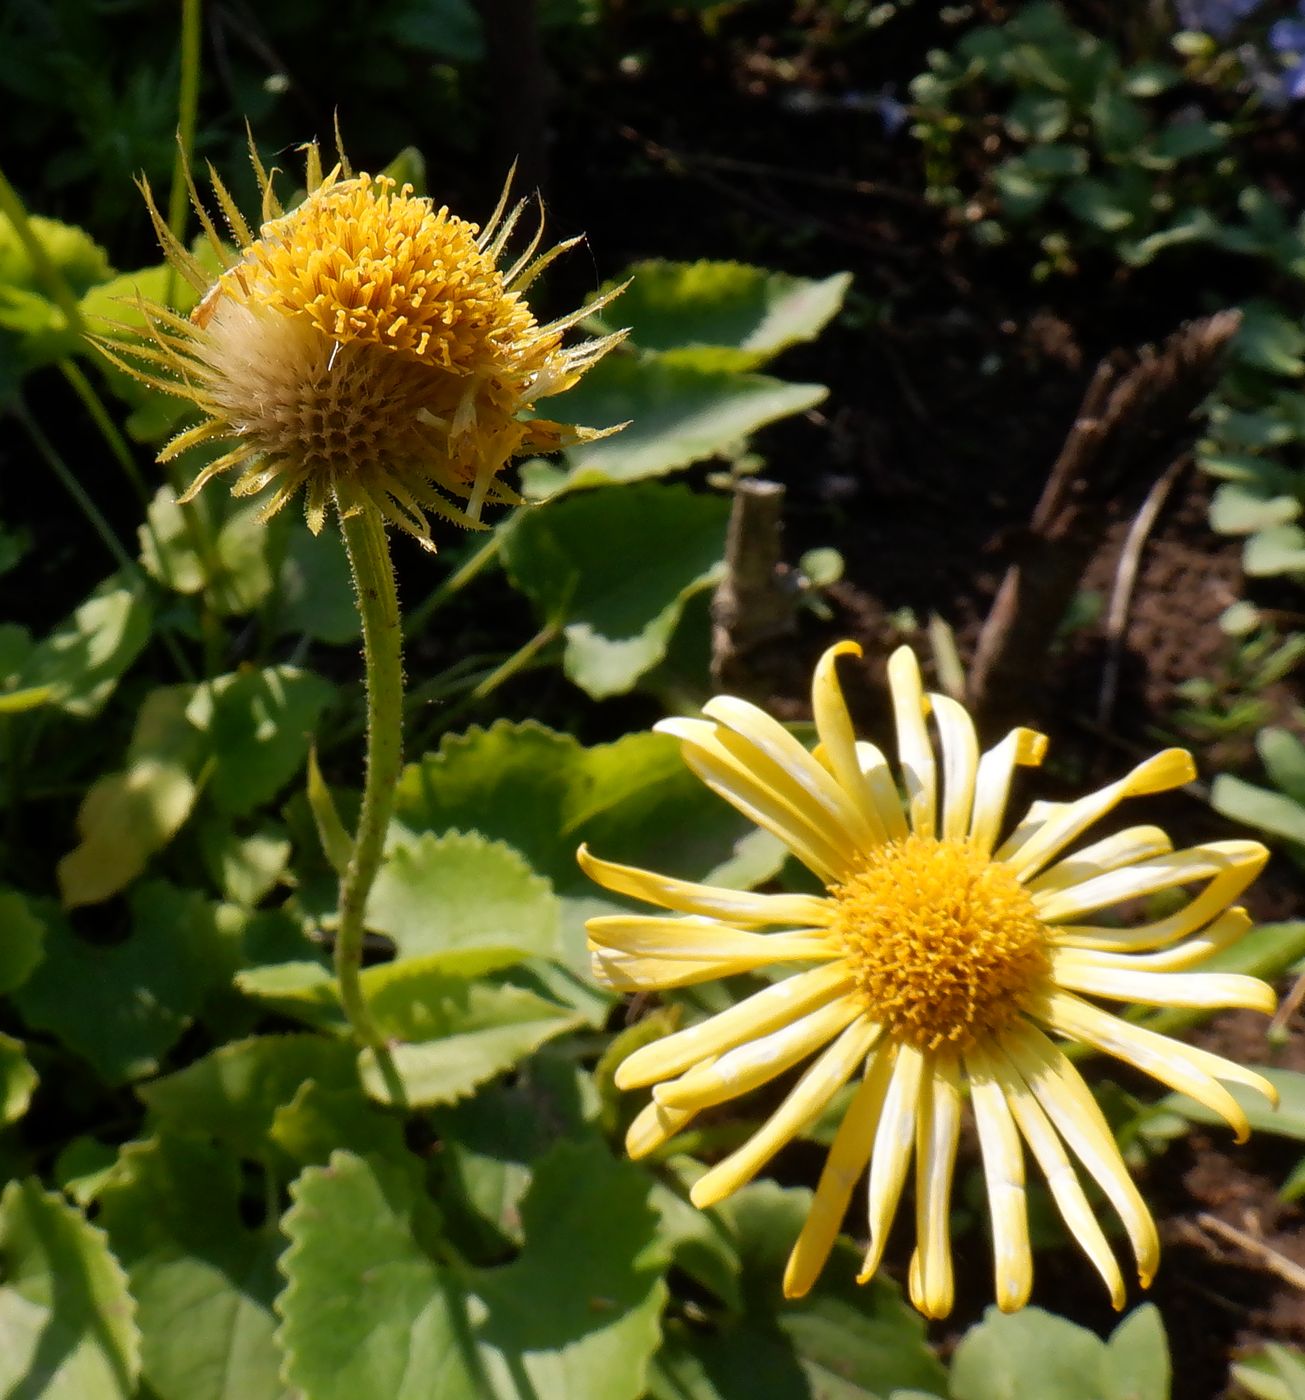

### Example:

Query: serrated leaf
xmin=359 ymin=981 xmax=582 ymax=1106
xmin=0 ymin=1178 xmax=141 ymax=1398
xmin=520 ymin=355 xmax=827 ymax=498
xmin=18 ymin=574 xmax=152 ymax=717
xmin=392 ymin=722 xmax=786 ymax=951
xmin=186 ymin=666 xmax=335 ymax=816
xmin=368 ymin=830 xmax=561 ymax=963
xmin=589 ymin=260 xmax=849 ymax=369
xmin=13 ymin=884 xmax=243 ymax=1083
xmin=278 ymin=1141 xmax=667 ymax=1400
xmin=649 ymin=1180 xmax=945 ymax=1400
xmin=138 ymin=1034 xmax=360 ymax=1159
xmin=501 ymin=481 xmax=729 ymax=697
xmin=269 ymin=1079 xmax=409 ymax=1169
xmin=0 ymin=889 xmax=45 ymax=994
xmin=97 ymin=1136 xmax=284 ymax=1400
xmin=950 ymin=1306 xmax=1106 ymax=1400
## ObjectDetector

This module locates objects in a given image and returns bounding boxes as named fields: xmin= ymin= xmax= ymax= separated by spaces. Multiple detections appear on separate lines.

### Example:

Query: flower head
xmin=580 ymin=642 xmax=1276 ymax=1318
xmin=101 ymin=137 xmax=625 ymax=548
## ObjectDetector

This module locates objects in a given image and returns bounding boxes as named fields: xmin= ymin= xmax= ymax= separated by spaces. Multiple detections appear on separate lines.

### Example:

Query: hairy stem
xmin=336 ymin=505 xmax=404 ymax=1045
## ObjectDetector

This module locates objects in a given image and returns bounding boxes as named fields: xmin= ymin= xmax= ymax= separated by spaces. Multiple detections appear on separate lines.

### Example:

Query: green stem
xmin=336 ymin=505 xmax=405 ymax=1046
xmin=166 ymin=0 xmax=204 ymax=309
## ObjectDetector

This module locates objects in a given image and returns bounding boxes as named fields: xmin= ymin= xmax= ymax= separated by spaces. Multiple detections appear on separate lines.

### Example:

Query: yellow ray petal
xmin=1031 ymin=989 xmax=1273 ymax=1141
xmin=626 ymin=1094 xmax=700 ymax=1159
xmin=913 ymin=1050 xmax=963 ymax=1318
xmin=887 ymin=647 xmax=936 ymax=838
xmin=1049 ymin=950 xmax=1275 ymax=1015
xmin=858 ymin=1042 xmax=926 ymax=1283
xmin=615 ymin=963 xmax=855 ymax=1090
xmin=656 ymin=717 xmax=850 ymax=883
xmin=784 ymin=1046 xmax=896 ymax=1299
xmin=690 ymin=1017 xmax=880 ymax=1208
xmin=965 ymin=1044 xmax=1032 ymax=1313
xmin=1058 ymin=908 xmax=1251 ymax=972
xmin=930 ymin=695 xmax=979 ymax=843
xmin=1033 ymin=842 xmax=1267 ymax=924
xmin=1026 ymin=825 xmax=1174 ymax=897
xmin=1001 ymin=749 xmax=1196 ymax=883
xmin=969 ymin=726 xmax=1048 ymax=856
xmin=704 ymin=695 xmax=883 ymax=854
xmin=588 ymin=920 xmax=834 ymax=991
xmin=811 ymin=642 xmax=890 ymax=843
xmin=994 ymin=1045 xmax=1125 ymax=1310
xmin=1003 ymin=1024 xmax=1159 ymax=1285
xmin=1051 ymin=851 xmax=1266 ymax=953
xmin=854 ymin=741 xmax=909 ymax=841
xmin=654 ymin=997 xmax=862 ymax=1113
xmin=576 ymin=844 xmax=832 ymax=929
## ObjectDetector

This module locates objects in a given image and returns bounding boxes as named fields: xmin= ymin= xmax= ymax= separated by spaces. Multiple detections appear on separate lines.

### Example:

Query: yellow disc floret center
xmin=831 ymin=833 xmax=1049 ymax=1052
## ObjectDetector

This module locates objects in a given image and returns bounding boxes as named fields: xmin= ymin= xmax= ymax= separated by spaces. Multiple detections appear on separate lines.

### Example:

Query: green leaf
xmin=1163 ymin=1066 xmax=1305 ymax=1140
xmin=1210 ymin=773 xmax=1305 ymax=848
xmin=274 ymin=524 xmax=359 ymax=644
xmin=138 ymin=1033 xmax=360 ymax=1159
xmin=950 ymin=1306 xmax=1106 ymax=1400
xmin=649 ymin=1179 xmax=945 ymax=1400
xmin=393 ymin=722 xmax=786 ymax=949
xmin=1061 ymin=178 xmax=1136 ymax=234
xmin=186 ymin=666 xmax=335 ymax=816
xmin=1245 ymin=524 xmax=1305 ymax=577
xmin=58 ymin=684 xmax=205 ymax=906
xmin=1236 ymin=304 xmax=1305 ymax=378
xmin=359 ymin=980 xmax=583 ymax=1106
xmin=368 ymin=830 xmax=562 ymax=963
xmin=0 ymin=1031 xmax=37 ymax=1125
xmin=0 ymin=212 xmax=111 ymax=367
xmin=18 ymin=574 xmax=152 ymax=717
xmin=199 ymin=822 xmax=291 ymax=907
xmin=13 ymin=884 xmax=243 ymax=1083
xmin=0 ymin=1178 xmax=141 ymax=1398
xmin=1232 ymin=1344 xmax=1305 ymax=1400
xmin=97 ymin=1136 xmax=283 ymax=1400
xmin=501 ymin=482 xmax=729 ymax=697
xmin=278 ymin=1141 xmax=667 ymax=1400
xmin=1102 ymin=1304 xmax=1170 ymax=1400
xmin=1005 ymin=92 xmax=1069 ymax=142
xmin=269 ymin=1078 xmax=410 ymax=1170
xmin=0 ymin=889 xmax=44 ymax=994
xmin=1209 ymin=482 xmax=1300 ymax=536
xmin=520 ymin=356 xmax=827 ymax=498
xmin=589 ymin=260 xmax=849 ymax=368
xmin=139 ymin=488 xmax=274 ymax=614
xmin=1260 ymin=729 xmax=1305 ymax=806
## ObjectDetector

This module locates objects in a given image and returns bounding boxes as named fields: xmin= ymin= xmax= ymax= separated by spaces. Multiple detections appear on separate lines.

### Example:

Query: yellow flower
xmin=579 ymin=641 xmax=1276 ymax=1318
xmin=101 ymin=138 xmax=625 ymax=548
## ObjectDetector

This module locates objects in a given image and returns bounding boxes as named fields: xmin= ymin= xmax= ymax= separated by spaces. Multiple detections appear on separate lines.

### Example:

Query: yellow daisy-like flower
xmin=101 ymin=138 xmax=625 ymax=548
xmin=579 ymin=641 xmax=1277 ymax=1318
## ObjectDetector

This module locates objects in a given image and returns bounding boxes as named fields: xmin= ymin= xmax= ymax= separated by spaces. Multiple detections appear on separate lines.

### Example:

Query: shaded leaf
xmin=520 ymin=355 xmax=826 ymax=498
xmin=950 ymin=1306 xmax=1106 ymax=1400
xmin=0 ymin=1179 xmax=141 ymax=1398
xmin=14 ymin=884 xmax=243 ymax=1083
xmin=0 ymin=889 xmax=45 ymax=994
xmin=589 ymin=260 xmax=850 ymax=369
xmin=97 ymin=1136 xmax=284 ymax=1400
xmin=502 ymin=481 xmax=729 ymax=697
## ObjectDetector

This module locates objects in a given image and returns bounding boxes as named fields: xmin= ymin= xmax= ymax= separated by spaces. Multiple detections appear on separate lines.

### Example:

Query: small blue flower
xmin=1177 ymin=0 xmax=1263 ymax=39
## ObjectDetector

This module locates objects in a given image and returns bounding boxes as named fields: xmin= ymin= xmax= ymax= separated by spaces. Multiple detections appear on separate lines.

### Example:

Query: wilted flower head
xmin=102 ymin=136 xmax=625 ymax=548
xmin=580 ymin=642 xmax=1275 ymax=1318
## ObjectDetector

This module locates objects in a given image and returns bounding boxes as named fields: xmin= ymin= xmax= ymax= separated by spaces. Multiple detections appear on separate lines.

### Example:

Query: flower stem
xmin=336 ymin=505 xmax=404 ymax=1046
